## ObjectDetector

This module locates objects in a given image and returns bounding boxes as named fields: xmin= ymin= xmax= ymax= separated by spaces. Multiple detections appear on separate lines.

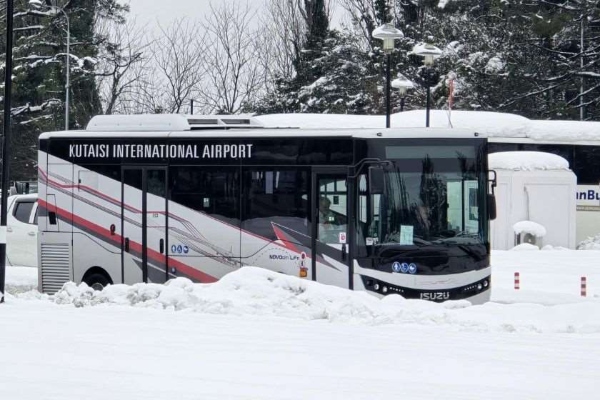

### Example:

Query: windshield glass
xmin=360 ymin=142 xmax=487 ymax=246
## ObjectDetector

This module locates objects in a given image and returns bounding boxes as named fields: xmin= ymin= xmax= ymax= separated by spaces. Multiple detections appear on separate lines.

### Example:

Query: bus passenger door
xmin=312 ymin=172 xmax=350 ymax=289
xmin=122 ymin=167 xmax=168 ymax=284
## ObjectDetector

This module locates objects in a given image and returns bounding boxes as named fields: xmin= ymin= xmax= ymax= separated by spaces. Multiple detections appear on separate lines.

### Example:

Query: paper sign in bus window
xmin=400 ymin=225 xmax=414 ymax=245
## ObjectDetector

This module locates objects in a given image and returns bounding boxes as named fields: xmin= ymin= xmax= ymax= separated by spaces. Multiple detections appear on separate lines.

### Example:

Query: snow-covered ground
xmin=2 ymin=247 xmax=600 ymax=400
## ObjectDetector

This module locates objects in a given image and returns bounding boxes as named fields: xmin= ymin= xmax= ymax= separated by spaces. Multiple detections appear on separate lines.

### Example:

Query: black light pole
xmin=412 ymin=43 xmax=442 ymax=128
xmin=385 ymin=54 xmax=391 ymax=128
xmin=426 ymin=83 xmax=431 ymax=127
xmin=0 ymin=0 xmax=15 ymax=303
xmin=372 ymin=23 xmax=403 ymax=128
xmin=392 ymin=75 xmax=414 ymax=114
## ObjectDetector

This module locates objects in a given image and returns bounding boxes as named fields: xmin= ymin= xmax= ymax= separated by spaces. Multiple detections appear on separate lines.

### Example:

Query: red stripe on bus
xmin=38 ymin=199 xmax=218 ymax=283
xmin=271 ymin=225 xmax=302 ymax=254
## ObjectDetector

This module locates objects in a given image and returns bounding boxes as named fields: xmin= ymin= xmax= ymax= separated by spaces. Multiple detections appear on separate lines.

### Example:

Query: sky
xmin=125 ymin=0 xmax=229 ymax=27
xmin=2 ymin=246 xmax=600 ymax=400
xmin=125 ymin=0 xmax=345 ymax=32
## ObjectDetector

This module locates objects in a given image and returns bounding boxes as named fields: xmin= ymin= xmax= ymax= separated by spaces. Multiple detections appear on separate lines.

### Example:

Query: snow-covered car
xmin=6 ymin=193 xmax=38 ymax=267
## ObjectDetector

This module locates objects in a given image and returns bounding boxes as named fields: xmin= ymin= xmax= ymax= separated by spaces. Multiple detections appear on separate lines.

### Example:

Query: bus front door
xmin=122 ymin=167 xmax=168 ymax=284
xmin=312 ymin=172 xmax=350 ymax=289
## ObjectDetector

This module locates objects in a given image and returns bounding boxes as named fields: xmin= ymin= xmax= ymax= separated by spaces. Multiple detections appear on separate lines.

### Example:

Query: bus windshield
xmin=361 ymin=142 xmax=487 ymax=247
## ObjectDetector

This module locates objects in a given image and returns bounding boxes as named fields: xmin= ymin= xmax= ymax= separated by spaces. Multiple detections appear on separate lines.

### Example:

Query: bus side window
xmin=170 ymin=167 xmax=240 ymax=225
xmin=242 ymin=168 xmax=310 ymax=241
xmin=573 ymin=146 xmax=600 ymax=185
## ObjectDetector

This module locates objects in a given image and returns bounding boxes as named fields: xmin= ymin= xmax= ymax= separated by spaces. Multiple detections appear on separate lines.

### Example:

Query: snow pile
xmin=50 ymin=266 xmax=600 ymax=334
xmin=54 ymin=268 xmax=396 ymax=324
xmin=489 ymin=151 xmax=570 ymax=171
xmin=577 ymin=233 xmax=600 ymax=250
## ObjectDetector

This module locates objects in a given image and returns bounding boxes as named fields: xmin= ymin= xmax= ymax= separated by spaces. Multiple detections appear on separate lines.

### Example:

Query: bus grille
xmin=40 ymin=243 xmax=71 ymax=294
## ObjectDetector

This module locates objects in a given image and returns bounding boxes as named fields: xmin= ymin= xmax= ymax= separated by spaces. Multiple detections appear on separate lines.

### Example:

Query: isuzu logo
xmin=420 ymin=292 xmax=450 ymax=301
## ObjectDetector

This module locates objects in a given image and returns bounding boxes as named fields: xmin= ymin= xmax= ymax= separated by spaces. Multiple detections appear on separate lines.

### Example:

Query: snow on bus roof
xmin=488 ymin=151 xmax=570 ymax=170
xmin=42 ymin=110 xmax=599 ymax=141
xmin=255 ymin=110 xmax=530 ymax=137
xmin=40 ymin=113 xmax=485 ymax=139
xmin=87 ymin=114 xmax=191 ymax=131
xmin=526 ymin=120 xmax=600 ymax=142
xmin=255 ymin=110 xmax=600 ymax=142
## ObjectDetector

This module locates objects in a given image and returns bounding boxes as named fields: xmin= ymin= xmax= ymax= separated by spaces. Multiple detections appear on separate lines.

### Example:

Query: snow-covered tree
xmin=1 ymin=0 xmax=127 ymax=180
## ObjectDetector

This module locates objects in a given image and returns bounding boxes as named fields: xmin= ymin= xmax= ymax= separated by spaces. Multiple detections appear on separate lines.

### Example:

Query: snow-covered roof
xmin=255 ymin=110 xmax=530 ymax=136
xmin=488 ymin=151 xmax=570 ymax=170
xmin=42 ymin=110 xmax=600 ymax=142
xmin=255 ymin=110 xmax=600 ymax=142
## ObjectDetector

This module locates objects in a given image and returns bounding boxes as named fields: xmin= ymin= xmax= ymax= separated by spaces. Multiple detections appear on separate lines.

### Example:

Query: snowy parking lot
xmin=2 ymin=247 xmax=599 ymax=400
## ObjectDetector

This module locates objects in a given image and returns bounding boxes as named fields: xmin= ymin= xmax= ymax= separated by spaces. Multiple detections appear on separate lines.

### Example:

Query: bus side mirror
xmin=488 ymin=194 xmax=497 ymax=221
xmin=368 ymin=167 xmax=384 ymax=195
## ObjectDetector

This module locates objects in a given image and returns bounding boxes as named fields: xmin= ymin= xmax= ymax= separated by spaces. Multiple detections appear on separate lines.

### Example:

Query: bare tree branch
xmin=196 ymin=2 xmax=265 ymax=114
xmin=95 ymin=17 xmax=151 ymax=114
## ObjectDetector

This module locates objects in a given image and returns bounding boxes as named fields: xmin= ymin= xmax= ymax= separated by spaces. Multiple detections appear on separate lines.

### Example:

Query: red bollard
xmin=581 ymin=277 xmax=587 ymax=297
xmin=514 ymin=272 xmax=520 ymax=290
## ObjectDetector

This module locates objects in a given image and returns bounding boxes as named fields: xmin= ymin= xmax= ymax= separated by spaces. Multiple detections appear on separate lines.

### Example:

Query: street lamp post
xmin=391 ymin=74 xmax=414 ymax=112
xmin=372 ymin=23 xmax=403 ymax=128
xmin=30 ymin=0 xmax=70 ymax=130
xmin=412 ymin=43 xmax=442 ymax=127
xmin=0 ymin=0 xmax=15 ymax=304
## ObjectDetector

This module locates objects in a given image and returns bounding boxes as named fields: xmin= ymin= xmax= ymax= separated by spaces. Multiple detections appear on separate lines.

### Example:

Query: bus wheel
xmin=83 ymin=272 xmax=111 ymax=291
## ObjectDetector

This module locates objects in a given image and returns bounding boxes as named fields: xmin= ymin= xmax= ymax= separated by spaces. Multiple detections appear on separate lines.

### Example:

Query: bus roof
xmin=39 ymin=127 xmax=484 ymax=140
xmin=39 ymin=114 xmax=485 ymax=140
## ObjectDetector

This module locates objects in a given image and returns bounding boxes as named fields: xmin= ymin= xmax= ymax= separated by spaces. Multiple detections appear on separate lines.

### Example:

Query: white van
xmin=6 ymin=194 xmax=38 ymax=267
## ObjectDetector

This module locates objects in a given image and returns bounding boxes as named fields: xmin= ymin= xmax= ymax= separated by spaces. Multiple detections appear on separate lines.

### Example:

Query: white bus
xmin=37 ymin=114 xmax=495 ymax=303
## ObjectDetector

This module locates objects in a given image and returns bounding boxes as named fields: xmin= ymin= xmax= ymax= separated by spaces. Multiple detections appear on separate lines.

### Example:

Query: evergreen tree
xmin=0 ymin=0 xmax=128 ymax=181
xmin=296 ymin=31 xmax=377 ymax=114
xmin=253 ymin=0 xmax=396 ymax=115
xmin=405 ymin=0 xmax=600 ymax=120
xmin=293 ymin=0 xmax=329 ymax=87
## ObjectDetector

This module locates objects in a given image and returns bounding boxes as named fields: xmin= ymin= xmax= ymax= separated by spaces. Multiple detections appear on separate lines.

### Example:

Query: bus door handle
xmin=124 ymin=237 xmax=130 ymax=252
xmin=159 ymin=239 xmax=164 ymax=254
xmin=341 ymin=243 xmax=347 ymax=261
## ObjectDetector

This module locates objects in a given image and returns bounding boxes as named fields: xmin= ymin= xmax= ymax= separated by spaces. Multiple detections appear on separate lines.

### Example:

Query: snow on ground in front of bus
xmin=2 ymin=248 xmax=600 ymax=400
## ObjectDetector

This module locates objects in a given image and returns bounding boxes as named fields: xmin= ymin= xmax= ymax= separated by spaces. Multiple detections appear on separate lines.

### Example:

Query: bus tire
xmin=83 ymin=272 xmax=111 ymax=291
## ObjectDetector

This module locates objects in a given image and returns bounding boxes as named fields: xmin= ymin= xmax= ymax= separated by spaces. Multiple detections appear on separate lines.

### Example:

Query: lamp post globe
xmin=392 ymin=74 xmax=414 ymax=112
xmin=372 ymin=23 xmax=403 ymax=128
xmin=412 ymin=43 xmax=442 ymax=127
